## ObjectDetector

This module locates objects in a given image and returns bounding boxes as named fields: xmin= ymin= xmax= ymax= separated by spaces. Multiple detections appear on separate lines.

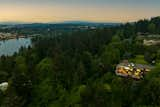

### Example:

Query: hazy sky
xmin=0 ymin=0 xmax=160 ymax=22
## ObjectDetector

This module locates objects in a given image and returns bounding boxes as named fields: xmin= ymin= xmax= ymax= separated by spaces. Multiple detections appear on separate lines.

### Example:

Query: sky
xmin=0 ymin=0 xmax=160 ymax=23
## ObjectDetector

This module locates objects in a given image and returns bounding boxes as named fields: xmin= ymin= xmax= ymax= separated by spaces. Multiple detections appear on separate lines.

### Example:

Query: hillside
xmin=0 ymin=17 xmax=160 ymax=107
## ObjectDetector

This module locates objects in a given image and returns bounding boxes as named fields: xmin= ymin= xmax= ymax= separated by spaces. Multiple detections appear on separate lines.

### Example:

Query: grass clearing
xmin=129 ymin=55 xmax=148 ymax=64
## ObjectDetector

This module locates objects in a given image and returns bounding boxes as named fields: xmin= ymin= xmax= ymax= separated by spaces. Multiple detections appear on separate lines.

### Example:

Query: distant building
xmin=143 ymin=39 xmax=160 ymax=46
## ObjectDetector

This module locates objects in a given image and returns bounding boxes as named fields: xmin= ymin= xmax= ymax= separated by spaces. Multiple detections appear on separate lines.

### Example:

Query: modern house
xmin=115 ymin=61 xmax=152 ymax=79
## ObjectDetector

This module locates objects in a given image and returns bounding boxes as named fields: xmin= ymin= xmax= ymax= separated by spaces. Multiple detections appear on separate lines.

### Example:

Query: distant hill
xmin=59 ymin=21 xmax=121 ymax=26
xmin=0 ymin=21 xmax=121 ymax=28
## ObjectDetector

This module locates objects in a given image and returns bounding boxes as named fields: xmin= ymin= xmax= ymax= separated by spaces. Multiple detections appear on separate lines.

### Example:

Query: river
xmin=0 ymin=38 xmax=31 ymax=56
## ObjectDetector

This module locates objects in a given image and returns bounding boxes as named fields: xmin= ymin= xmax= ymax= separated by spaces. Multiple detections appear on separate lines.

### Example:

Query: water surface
xmin=0 ymin=38 xmax=31 ymax=56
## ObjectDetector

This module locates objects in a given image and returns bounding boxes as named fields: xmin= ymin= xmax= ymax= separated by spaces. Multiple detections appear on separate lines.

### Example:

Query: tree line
xmin=0 ymin=17 xmax=160 ymax=107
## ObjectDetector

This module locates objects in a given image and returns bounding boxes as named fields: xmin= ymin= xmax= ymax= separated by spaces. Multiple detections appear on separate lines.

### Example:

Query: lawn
xmin=129 ymin=55 xmax=148 ymax=64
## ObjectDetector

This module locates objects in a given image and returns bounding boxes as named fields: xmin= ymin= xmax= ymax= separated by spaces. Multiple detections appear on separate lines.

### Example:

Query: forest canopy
xmin=0 ymin=17 xmax=160 ymax=107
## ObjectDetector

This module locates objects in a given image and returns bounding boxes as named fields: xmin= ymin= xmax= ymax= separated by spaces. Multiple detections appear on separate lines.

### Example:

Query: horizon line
xmin=0 ymin=16 xmax=158 ymax=24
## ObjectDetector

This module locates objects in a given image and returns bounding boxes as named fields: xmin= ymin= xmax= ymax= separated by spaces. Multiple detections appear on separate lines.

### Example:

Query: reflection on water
xmin=0 ymin=38 xmax=31 ymax=56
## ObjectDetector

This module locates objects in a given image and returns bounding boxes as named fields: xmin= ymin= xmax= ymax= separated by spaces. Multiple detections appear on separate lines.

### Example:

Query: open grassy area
xmin=129 ymin=55 xmax=148 ymax=64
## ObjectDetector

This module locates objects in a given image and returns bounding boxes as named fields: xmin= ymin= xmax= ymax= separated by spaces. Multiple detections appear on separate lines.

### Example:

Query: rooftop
xmin=115 ymin=61 xmax=153 ymax=79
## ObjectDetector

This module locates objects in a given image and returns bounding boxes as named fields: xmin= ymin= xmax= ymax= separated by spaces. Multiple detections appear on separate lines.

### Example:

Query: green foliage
xmin=129 ymin=55 xmax=148 ymax=64
xmin=101 ymin=44 xmax=120 ymax=71
xmin=29 ymin=58 xmax=55 ymax=107
xmin=1 ymin=17 xmax=160 ymax=107
xmin=35 ymin=58 xmax=54 ymax=81
xmin=148 ymin=23 xmax=156 ymax=33
xmin=29 ymin=79 xmax=54 ymax=107
xmin=157 ymin=50 xmax=160 ymax=61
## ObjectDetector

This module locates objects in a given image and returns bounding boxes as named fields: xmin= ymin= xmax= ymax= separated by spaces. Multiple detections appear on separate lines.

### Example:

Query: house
xmin=143 ymin=39 xmax=160 ymax=46
xmin=115 ymin=61 xmax=152 ymax=79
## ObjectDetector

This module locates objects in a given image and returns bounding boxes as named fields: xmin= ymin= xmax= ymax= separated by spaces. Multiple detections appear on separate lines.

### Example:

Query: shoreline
xmin=0 ymin=35 xmax=35 ymax=41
